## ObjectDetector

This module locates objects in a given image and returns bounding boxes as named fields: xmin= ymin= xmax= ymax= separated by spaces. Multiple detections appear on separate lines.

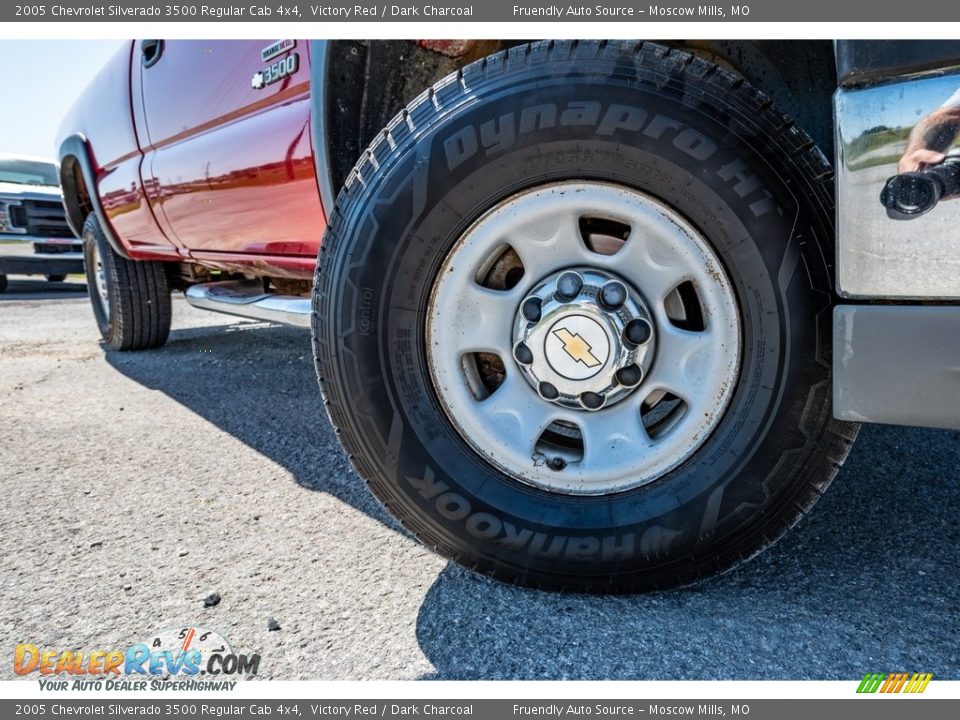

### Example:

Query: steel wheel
xmin=84 ymin=237 xmax=110 ymax=321
xmin=313 ymin=40 xmax=857 ymax=591
xmin=427 ymin=181 xmax=741 ymax=495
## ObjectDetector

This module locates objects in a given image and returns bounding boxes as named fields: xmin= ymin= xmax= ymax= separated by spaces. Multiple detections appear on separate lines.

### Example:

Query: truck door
xmin=135 ymin=39 xmax=325 ymax=257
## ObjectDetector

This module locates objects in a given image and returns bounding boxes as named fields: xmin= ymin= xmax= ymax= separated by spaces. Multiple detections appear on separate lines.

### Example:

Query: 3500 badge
xmin=252 ymin=53 xmax=299 ymax=90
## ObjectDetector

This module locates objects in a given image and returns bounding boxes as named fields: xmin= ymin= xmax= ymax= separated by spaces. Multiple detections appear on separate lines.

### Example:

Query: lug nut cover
xmin=616 ymin=364 xmax=643 ymax=387
xmin=579 ymin=391 xmax=605 ymax=410
xmin=538 ymin=381 xmax=560 ymax=400
xmin=555 ymin=272 xmax=583 ymax=300
xmin=509 ymin=267 xmax=657 ymax=413
xmin=513 ymin=342 xmax=534 ymax=365
xmin=599 ymin=281 xmax=627 ymax=309
xmin=624 ymin=318 xmax=652 ymax=345
xmin=521 ymin=297 xmax=542 ymax=323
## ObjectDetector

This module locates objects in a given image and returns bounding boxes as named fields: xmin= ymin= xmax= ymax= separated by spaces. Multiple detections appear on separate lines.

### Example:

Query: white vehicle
xmin=0 ymin=154 xmax=82 ymax=292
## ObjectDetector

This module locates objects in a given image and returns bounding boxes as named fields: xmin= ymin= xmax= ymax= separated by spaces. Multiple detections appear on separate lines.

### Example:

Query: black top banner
xmin=6 ymin=0 xmax=960 ymax=22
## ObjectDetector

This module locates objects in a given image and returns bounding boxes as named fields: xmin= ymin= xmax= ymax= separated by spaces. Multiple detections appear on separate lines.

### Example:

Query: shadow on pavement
xmin=414 ymin=424 xmax=960 ymax=679
xmin=0 ymin=277 xmax=87 ymax=301
xmin=106 ymin=320 xmax=960 ymax=680
xmin=105 ymin=320 xmax=400 ymax=532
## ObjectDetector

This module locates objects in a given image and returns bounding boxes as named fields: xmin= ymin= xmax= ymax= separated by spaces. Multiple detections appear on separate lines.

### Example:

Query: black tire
xmin=45 ymin=274 xmax=67 ymax=283
xmin=82 ymin=213 xmax=171 ymax=351
xmin=0 ymin=274 xmax=7 ymax=293
xmin=312 ymin=40 xmax=859 ymax=592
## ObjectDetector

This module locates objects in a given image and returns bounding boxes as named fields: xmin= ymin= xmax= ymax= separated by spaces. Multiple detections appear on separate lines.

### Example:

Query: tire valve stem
xmin=548 ymin=456 xmax=567 ymax=471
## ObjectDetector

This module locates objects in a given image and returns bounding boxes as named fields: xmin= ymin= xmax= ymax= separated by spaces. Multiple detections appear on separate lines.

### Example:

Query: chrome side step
xmin=184 ymin=280 xmax=311 ymax=329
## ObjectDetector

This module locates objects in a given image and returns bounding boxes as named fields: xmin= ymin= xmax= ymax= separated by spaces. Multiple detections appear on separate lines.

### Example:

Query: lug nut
xmin=521 ymin=297 xmax=542 ymax=323
xmin=555 ymin=272 xmax=583 ymax=301
xmin=624 ymin=318 xmax=652 ymax=346
xmin=579 ymin=391 xmax=605 ymax=410
xmin=599 ymin=281 xmax=627 ymax=310
xmin=538 ymin=381 xmax=560 ymax=400
xmin=616 ymin=364 xmax=643 ymax=387
xmin=513 ymin=342 xmax=534 ymax=365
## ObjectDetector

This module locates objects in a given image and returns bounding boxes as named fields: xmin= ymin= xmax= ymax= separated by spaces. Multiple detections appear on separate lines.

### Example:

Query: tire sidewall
xmin=83 ymin=216 xmax=114 ymax=342
xmin=321 ymin=55 xmax=834 ymax=585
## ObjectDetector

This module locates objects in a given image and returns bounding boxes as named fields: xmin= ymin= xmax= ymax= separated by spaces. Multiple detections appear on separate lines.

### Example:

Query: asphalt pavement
xmin=1 ymin=283 xmax=958 ymax=680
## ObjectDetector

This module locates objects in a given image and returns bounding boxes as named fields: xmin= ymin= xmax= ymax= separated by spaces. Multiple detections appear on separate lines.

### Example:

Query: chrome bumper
xmin=835 ymin=70 xmax=960 ymax=299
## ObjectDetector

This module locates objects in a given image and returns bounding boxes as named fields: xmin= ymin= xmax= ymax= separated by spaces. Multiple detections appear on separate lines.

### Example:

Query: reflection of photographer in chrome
xmin=899 ymin=89 xmax=960 ymax=172
xmin=882 ymin=89 xmax=960 ymax=219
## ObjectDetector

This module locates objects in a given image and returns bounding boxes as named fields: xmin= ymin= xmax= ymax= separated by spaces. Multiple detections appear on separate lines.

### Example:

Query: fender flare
xmin=58 ymin=133 xmax=131 ymax=260
xmin=308 ymin=40 xmax=337 ymax=218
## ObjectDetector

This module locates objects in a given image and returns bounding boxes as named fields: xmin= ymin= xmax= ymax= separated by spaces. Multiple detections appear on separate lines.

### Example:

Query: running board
xmin=184 ymin=280 xmax=311 ymax=328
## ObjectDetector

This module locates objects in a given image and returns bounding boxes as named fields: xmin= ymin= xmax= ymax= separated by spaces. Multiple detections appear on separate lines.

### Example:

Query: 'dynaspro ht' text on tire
xmin=312 ymin=40 xmax=858 ymax=592
xmin=83 ymin=213 xmax=171 ymax=351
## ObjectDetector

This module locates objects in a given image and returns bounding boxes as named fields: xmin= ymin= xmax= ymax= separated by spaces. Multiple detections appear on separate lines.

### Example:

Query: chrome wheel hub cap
xmin=513 ymin=268 xmax=655 ymax=412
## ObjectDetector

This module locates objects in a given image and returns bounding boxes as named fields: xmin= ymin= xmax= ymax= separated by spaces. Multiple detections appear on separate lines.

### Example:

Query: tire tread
xmin=83 ymin=214 xmax=171 ymax=351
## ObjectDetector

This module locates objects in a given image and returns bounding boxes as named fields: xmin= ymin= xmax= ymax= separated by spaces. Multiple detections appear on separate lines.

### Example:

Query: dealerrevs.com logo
xmin=14 ymin=626 xmax=260 ymax=691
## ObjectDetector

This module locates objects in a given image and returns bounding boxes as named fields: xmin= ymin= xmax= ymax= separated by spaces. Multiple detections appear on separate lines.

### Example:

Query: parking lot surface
xmin=2 ymin=285 xmax=958 ymax=680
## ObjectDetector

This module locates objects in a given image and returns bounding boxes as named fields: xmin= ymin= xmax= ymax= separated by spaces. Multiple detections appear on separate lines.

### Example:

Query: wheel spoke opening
xmin=641 ymin=390 xmax=688 ymax=439
xmin=459 ymin=352 xmax=506 ymax=401
xmin=475 ymin=243 xmax=525 ymax=290
xmin=578 ymin=215 xmax=631 ymax=256
xmin=535 ymin=421 xmax=585 ymax=469
xmin=663 ymin=280 xmax=705 ymax=331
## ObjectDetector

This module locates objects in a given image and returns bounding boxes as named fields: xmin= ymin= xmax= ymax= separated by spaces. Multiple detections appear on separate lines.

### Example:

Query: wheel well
xmin=670 ymin=40 xmax=837 ymax=156
xmin=321 ymin=40 xmax=837 ymax=192
xmin=59 ymin=153 xmax=93 ymax=239
xmin=321 ymin=40 xmax=518 ymax=193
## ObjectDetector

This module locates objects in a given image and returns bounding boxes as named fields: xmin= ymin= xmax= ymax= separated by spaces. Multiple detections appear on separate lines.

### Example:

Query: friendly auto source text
xmin=513 ymin=705 xmax=739 ymax=716
xmin=512 ymin=5 xmax=745 ymax=17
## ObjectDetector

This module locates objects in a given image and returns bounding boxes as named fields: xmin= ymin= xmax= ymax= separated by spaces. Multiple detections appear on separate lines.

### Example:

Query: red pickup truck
xmin=57 ymin=39 xmax=960 ymax=592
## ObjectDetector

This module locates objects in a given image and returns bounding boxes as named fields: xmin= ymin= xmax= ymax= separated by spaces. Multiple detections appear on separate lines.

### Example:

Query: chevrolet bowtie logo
xmin=552 ymin=327 xmax=602 ymax=368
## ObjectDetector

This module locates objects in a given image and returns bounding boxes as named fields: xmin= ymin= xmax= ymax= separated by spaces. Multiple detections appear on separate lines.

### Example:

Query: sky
xmin=839 ymin=73 xmax=960 ymax=142
xmin=2 ymin=38 xmax=956 ymax=161
xmin=0 ymin=40 xmax=126 ymax=159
